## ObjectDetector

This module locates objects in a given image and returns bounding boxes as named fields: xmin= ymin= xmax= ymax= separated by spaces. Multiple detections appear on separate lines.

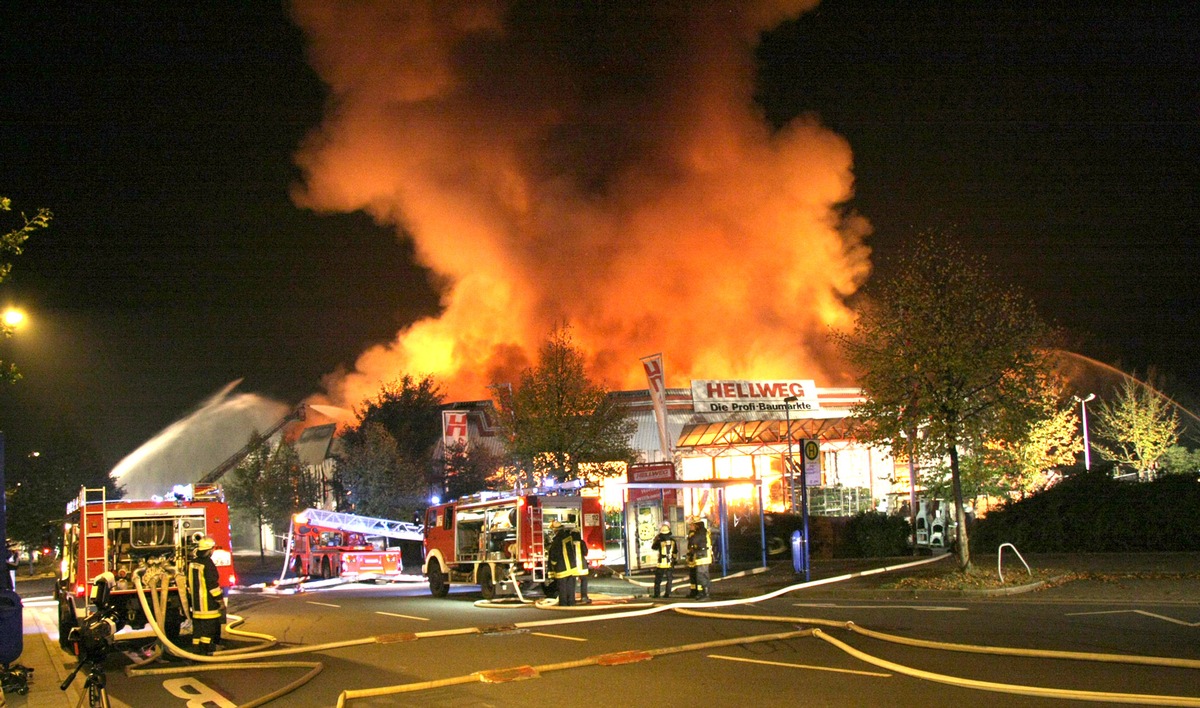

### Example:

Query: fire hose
xmin=109 ymin=555 xmax=1200 ymax=707
xmin=334 ymin=554 xmax=1200 ymax=706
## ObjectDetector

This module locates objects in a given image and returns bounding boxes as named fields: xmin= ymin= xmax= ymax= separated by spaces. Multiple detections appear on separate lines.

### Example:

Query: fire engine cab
xmin=423 ymin=489 xmax=605 ymax=599
xmin=56 ymin=485 xmax=236 ymax=649
xmin=285 ymin=508 xmax=424 ymax=580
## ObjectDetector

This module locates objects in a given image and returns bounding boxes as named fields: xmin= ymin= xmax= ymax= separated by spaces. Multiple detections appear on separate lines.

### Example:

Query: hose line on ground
xmin=813 ymin=628 xmax=1200 ymax=707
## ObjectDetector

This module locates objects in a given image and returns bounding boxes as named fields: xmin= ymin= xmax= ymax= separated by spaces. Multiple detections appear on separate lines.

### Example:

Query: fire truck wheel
xmin=478 ymin=564 xmax=496 ymax=600
xmin=292 ymin=556 xmax=306 ymax=578
xmin=58 ymin=598 xmax=78 ymax=650
xmin=320 ymin=558 xmax=333 ymax=579
xmin=427 ymin=559 xmax=449 ymax=597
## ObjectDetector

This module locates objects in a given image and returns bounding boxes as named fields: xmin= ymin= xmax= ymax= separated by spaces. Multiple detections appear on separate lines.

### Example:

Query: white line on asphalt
xmin=794 ymin=603 xmax=967 ymax=612
xmin=531 ymin=631 xmax=587 ymax=642
xmin=375 ymin=611 xmax=430 ymax=621
xmin=306 ymin=601 xmax=341 ymax=608
xmin=1067 ymin=609 xmax=1200 ymax=627
xmin=708 ymin=654 xmax=891 ymax=677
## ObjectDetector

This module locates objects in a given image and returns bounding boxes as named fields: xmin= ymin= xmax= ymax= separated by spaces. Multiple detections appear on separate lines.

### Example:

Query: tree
xmin=335 ymin=422 xmax=427 ymax=520
xmin=348 ymin=375 xmax=445 ymax=461
xmin=832 ymin=234 xmax=1054 ymax=570
xmin=227 ymin=433 xmax=319 ymax=560
xmin=1092 ymin=373 xmax=1181 ymax=480
xmin=5 ymin=421 xmax=111 ymax=558
xmin=441 ymin=441 xmax=506 ymax=500
xmin=942 ymin=376 xmax=1080 ymax=503
xmin=1158 ymin=445 xmax=1200 ymax=475
xmin=491 ymin=326 xmax=637 ymax=485
xmin=1 ymin=196 xmax=50 ymax=383
xmin=225 ymin=433 xmax=275 ymax=561
xmin=338 ymin=375 xmax=445 ymax=515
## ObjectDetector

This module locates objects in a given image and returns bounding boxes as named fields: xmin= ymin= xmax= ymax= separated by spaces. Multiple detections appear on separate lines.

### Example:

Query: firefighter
xmin=685 ymin=518 xmax=712 ymax=600
xmin=650 ymin=523 xmax=676 ymax=598
xmin=547 ymin=520 xmax=581 ymax=606
xmin=187 ymin=537 xmax=225 ymax=655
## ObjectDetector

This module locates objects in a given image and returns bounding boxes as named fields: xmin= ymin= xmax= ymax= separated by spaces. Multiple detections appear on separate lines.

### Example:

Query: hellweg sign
xmin=690 ymin=379 xmax=820 ymax=414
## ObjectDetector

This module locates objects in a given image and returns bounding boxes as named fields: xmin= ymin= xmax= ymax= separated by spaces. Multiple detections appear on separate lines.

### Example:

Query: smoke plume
xmin=290 ymin=0 xmax=870 ymax=408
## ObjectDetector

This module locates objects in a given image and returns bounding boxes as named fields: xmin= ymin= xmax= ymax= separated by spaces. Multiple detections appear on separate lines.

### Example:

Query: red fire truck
xmin=55 ymin=485 xmax=236 ymax=649
xmin=423 ymin=489 xmax=606 ymax=599
xmin=285 ymin=508 xmax=424 ymax=580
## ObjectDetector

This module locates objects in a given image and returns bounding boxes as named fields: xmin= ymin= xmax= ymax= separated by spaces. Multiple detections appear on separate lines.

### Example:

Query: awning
xmin=677 ymin=416 xmax=861 ymax=454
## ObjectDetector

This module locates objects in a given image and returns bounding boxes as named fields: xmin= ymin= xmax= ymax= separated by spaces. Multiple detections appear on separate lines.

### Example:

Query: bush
xmin=972 ymin=470 xmax=1200 ymax=553
xmin=839 ymin=511 xmax=911 ymax=558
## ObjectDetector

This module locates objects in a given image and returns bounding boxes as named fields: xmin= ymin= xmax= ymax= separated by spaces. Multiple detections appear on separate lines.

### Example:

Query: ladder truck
xmin=284 ymin=508 xmax=424 ymax=581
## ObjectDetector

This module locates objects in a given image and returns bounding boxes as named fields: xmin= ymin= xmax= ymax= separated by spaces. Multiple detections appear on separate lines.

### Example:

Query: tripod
xmin=60 ymin=654 xmax=110 ymax=708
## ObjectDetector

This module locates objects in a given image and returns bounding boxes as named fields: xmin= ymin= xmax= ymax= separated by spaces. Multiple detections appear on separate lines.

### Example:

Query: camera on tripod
xmin=67 ymin=572 xmax=122 ymax=660
xmin=61 ymin=572 xmax=122 ymax=704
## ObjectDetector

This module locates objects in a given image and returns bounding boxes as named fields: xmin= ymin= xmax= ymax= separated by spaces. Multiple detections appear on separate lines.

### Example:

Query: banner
xmin=442 ymin=410 xmax=469 ymax=451
xmin=640 ymin=353 xmax=673 ymax=460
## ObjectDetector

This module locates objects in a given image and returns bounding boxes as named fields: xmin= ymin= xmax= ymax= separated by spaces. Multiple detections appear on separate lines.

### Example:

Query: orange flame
xmin=291 ymin=1 xmax=870 ymax=410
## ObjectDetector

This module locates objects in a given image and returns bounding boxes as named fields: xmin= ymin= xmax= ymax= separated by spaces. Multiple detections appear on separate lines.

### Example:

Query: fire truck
xmin=285 ymin=508 xmax=424 ymax=580
xmin=423 ymin=489 xmax=606 ymax=599
xmin=55 ymin=485 xmax=236 ymax=649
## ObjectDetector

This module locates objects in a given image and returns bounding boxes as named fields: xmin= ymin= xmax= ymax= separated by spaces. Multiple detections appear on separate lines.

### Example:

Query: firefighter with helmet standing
xmin=547 ymin=520 xmax=583 ymax=606
xmin=650 ymin=522 xmax=676 ymax=598
xmin=686 ymin=517 xmax=712 ymax=600
xmin=187 ymin=536 xmax=225 ymax=654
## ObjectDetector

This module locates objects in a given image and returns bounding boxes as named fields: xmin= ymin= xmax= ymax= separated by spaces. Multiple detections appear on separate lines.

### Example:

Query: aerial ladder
xmin=197 ymin=403 xmax=307 ymax=486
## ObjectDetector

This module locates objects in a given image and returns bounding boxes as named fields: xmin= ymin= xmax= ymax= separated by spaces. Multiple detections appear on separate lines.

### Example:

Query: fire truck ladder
xmin=79 ymin=487 xmax=109 ymax=581
xmin=526 ymin=502 xmax=546 ymax=582
xmin=294 ymin=508 xmax=424 ymax=542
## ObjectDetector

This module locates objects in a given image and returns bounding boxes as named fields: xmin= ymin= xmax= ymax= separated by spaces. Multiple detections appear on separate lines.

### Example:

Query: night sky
xmin=1 ymin=1 xmax=1197 ymax=472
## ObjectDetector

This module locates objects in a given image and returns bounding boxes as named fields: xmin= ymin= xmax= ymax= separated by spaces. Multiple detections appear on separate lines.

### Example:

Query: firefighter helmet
xmin=550 ymin=519 xmax=562 ymax=531
xmin=660 ymin=523 xmax=670 ymax=533
xmin=195 ymin=537 xmax=216 ymax=552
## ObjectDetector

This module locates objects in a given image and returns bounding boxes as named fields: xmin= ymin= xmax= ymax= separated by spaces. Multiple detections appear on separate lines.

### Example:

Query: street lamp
xmin=2 ymin=308 xmax=25 ymax=329
xmin=1073 ymin=393 xmax=1096 ymax=471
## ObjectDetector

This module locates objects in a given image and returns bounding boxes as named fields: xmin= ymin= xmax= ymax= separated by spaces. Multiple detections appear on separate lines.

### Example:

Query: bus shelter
xmin=621 ymin=478 xmax=768 ymax=578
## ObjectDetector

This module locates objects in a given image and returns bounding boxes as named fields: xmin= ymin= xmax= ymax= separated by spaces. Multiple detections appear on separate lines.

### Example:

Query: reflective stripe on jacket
xmin=571 ymin=530 xmax=589 ymax=577
xmin=687 ymin=528 xmax=712 ymax=567
xmin=548 ymin=529 xmax=584 ymax=580
xmin=651 ymin=533 xmax=676 ymax=569
xmin=187 ymin=556 xmax=224 ymax=620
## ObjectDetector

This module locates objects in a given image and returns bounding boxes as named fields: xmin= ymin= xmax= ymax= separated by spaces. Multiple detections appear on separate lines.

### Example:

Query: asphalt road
xmin=14 ymin=562 xmax=1200 ymax=707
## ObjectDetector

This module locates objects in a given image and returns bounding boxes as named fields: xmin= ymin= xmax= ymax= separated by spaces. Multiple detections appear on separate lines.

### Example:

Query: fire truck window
xmin=443 ymin=508 xmax=453 ymax=530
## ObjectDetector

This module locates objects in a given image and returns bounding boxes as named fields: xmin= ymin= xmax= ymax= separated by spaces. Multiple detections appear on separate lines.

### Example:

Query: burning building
xmin=290 ymin=1 xmax=873 ymax=415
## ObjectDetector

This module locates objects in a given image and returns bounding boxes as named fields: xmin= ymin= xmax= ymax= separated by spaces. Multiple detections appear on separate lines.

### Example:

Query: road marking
xmin=708 ymin=654 xmax=891 ymax=677
xmin=794 ymin=603 xmax=967 ymax=612
xmin=376 ymin=611 xmax=430 ymax=621
xmin=1067 ymin=610 xmax=1200 ymax=627
xmin=305 ymin=601 xmax=341 ymax=608
xmin=531 ymin=631 xmax=588 ymax=642
xmin=163 ymin=677 xmax=237 ymax=707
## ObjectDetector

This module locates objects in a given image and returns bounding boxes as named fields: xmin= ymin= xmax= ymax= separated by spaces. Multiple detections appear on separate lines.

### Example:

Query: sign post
xmin=798 ymin=439 xmax=820 ymax=582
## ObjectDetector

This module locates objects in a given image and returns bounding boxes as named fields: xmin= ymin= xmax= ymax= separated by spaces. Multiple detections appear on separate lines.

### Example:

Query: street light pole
xmin=1074 ymin=393 xmax=1096 ymax=471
